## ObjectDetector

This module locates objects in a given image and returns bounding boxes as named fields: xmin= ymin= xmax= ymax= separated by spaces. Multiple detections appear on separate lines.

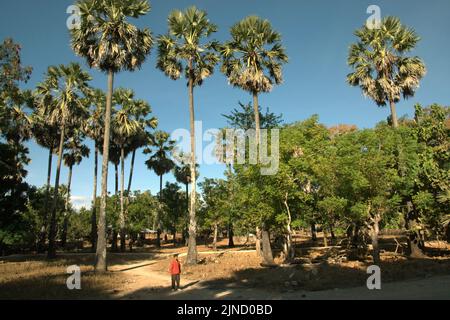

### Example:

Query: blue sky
xmin=1 ymin=0 xmax=449 ymax=209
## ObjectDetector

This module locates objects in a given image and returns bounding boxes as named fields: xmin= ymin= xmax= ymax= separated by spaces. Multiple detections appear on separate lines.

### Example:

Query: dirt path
xmin=110 ymin=261 xmax=450 ymax=300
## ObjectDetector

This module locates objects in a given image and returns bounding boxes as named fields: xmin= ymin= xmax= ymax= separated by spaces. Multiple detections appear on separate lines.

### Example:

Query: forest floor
xmin=1 ymin=235 xmax=449 ymax=299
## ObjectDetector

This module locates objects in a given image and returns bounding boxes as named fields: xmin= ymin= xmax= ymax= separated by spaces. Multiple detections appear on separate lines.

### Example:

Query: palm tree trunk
xmin=252 ymin=91 xmax=260 ymax=143
xmin=115 ymin=163 xmax=118 ymax=196
xmin=95 ymin=70 xmax=114 ymax=272
xmin=61 ymin=164 xmax=73 ymax=248
xmin=389 ymin=100 xmax=399 ymax=128
xmin=183 ymin=183 xmax=189 ymax=246
xmin=38 ymin=147 xmax=53 ymax=253
xmin=156 ymin=174 xmax=163 ymax=248
xmin=119 ymin=146 xmax=126 ymax=252
xmin=186 ymin=60 xmax=198 ymax=265
xmin=90 ymin=144 xmax=98 ymax=252
xmin=47 ymin=123 xmax=66 ymax=259
xmin=127 ymin=149 xmax=136 ymax=195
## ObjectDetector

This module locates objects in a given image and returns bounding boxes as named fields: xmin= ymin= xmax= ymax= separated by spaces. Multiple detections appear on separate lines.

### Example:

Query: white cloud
xmin=70 ymin=196 xmax=92 ymax=210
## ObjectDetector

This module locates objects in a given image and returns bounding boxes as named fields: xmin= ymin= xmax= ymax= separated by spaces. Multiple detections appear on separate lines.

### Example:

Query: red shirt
xmin=169 ymin=259 xmax=181 ymax=275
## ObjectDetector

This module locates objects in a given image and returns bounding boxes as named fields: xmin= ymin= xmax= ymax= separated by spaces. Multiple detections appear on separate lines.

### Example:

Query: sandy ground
xmin=109 ymin=260 xmax=450 ymax=300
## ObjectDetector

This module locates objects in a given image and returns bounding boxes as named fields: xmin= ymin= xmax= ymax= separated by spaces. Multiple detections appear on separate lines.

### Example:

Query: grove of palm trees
xmin=0 ymin=0 xmax=449 ymax=301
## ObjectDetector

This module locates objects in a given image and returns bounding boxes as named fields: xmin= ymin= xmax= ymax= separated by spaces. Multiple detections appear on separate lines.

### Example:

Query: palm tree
xmin=31 ymin=108 xmax=60 ymax=252
xmin=112 ymin=88 xmax=139 ymax=252
xmin=157 ymin=6 xmax=219 ymax=264
xmin=126 ymin=99 xmax=158 ymax=195
xmin=173 ymin=152 xmax=199 ymax=246
xmin=220 ymin=16 xmax=288 ymax=145
xmin=71 ymin=0 xmax=153 ymax=272
xmin=61 ymin=128 xmax=90 ymax=247
xmin=144 ymin=131 xmax=175 ymax=248
xmin=347 ymin=16 xmax=426 ymax=128
xmin=84 ymin=89 xmax=105 ymax=251
xmin=220 ymin=16 xmax=287 ymax=264
xmin=35 ymin=63 xmax=91 ymax=259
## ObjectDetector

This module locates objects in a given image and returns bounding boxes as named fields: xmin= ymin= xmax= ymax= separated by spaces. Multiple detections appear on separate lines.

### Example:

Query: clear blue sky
xmin=1 ymin=0 xmax=449 ymax=209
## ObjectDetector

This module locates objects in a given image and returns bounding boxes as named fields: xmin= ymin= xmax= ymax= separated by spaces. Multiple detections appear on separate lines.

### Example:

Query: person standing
xmin=169 ymin=254 xmax=181 ymax=291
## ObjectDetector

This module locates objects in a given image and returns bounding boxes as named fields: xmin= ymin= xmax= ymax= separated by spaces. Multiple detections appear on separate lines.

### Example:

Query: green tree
xmin=144 ymin=131 xmax=175 ymax=248
xmin=157 ymin=6 xmax=219 ymax=264
xmin=347 ymin=17 xmax=426 ymax=128
xmin=61 ymin=129 xmax=90 ymax=247
xmin=71 ymin=0 xmax=153 ymax=272
xmin=220 ymin=16 xmax=287 ymax=260
xmin=112 ymin=88 xmax=140 ymax=252
xmin=35 ymin=63 xmax=91 ymax=259
xmin=84 ymin=89 xmax=105 ymax=251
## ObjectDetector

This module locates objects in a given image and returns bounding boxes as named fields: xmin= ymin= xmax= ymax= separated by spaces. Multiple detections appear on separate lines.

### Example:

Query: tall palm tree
xmin=144 ymin=131 xmax=175 ymax=248
xmin=71 ymin=0 xmax=153 ymax=272
xmin=31 ymin=111 xmax=59 ymax=252
xmin=173 ymin=152 xmax=199 ymax=246
xmin=220 ymin=16 xmax=288 ymax=145
xmin=35 ymin=63 xmax=92 ymax=259
xmin=157 ymin=6 xmax=219 ymax=264
xmin=126 ymin=99 xmax=158 ymax=195
xmin=61 ymin=128 xmax=90 ymax=247
xmin=347 ymin=16 xmax=426 ymax=128
xmin=112 ymin=88 xmax=139 ymax=252
xmin=220 ymin=16 xmax=287 ymax=264
xmin=84 ymin=89 xmax=105 ymax=251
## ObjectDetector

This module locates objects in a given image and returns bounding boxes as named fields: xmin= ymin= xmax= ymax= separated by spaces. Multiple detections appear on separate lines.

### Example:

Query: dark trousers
xmin=171 ymin=274 xmax=180 ymax=289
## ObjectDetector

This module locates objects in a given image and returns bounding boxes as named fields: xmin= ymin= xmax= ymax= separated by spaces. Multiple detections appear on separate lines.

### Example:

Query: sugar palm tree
xmin=112 ymin=88 xmax=140 ymax=252
xmin=35 ymin=63 xmax=91 ymax=259
xmin=144 ymin=131 xmax=175 ymax=248
xmin=220 ymin=16 xmax=287 ymax=264
xmin=31 ymin=111 xmax=60 ymax=252
xmin=347 ymin=16 xmax=426 ymax=128
xmin=126 ymin=99 xmax=158 ymax=195
xmin=84 ymin=89 xmax=105 ymax=251
xmin=220 ymin=16 xmax=288 ymax=145
xmin=71 ymin=0 xmax=153 ymax=272
xmin=173 ymin=152 xmax=199 ymax=246
xmin=61 ymin=128 xmax=90 ymax=247
xmin=157 ymin=6 xmax=219 ymax=264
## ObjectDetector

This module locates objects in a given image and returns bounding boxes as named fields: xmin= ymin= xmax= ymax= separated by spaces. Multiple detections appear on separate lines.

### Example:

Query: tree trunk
xmin=156 ymin=174 xmax=163 ymax=249
xmin=255 ymin=226 xmax=262 ymax=257
xmin=323 ymin=229 xmax=328 ymax=248
xmin=389 ymin=100 xmax=399 ymax=129
xmin=369 ymin=212 xmax=381 ymax=265
xmin=115 ymin=163 xmax=118 ymax=197
xmin=119 ymin=146 xmax=126 ymax=252
xmin=183 ymin=183 xmax=189 ymax=247
xmin=213 ymin=223 xmax=218 ymax=251
xmin=61 ymin=164 xmax=73 ymax=248
xmin=47 ymin=123 xmax=65 ymax=259
xmin=405 ymin=200 xmax=426 ymax=258
xmin=253 ymin=91 xmax=260 ymax=143
xmin=38 ymin=147 xmax=53 ymax=253
xmin=228 ymin=223 xmax=235 ymax=248
xmin=186 ymin=60 xmax=198 ymax=265
xmin=111 ymin=230 xmax=118 ymax=252
xmin=311 ymin=223 xmax=317 ymax=242
xmin=283 ymin=194 xmax=295 ymax=263
xmin=127 ymin=149 xmax=136 ymax=195
xmin=95 ymin=70 xmax=114 ymax=272
xmin=261 ymin=228 xmax=275 ymax=266
xmin=90 ymin=145 xmax=98 ymax=252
